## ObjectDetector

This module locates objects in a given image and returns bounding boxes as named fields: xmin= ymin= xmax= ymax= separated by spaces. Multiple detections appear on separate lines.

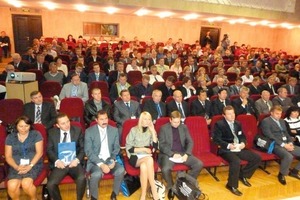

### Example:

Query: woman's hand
xmin=17 ymin=165 xmax=32 ymax=174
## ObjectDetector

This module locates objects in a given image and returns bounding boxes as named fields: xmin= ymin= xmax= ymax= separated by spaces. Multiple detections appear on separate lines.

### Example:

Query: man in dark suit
xmin=131 ymin=74 xmax=153 ymax=102
xmin=164 ymin=51 xmax=175 ymax=67
xmin=85 ymin=48 xmax=103 ymax=67
xmin=109 ymin=73 xmax=131 ymax=103
xmin=290 ymin=64 xmax=300 ymax=82
xmin=102 ymin=57 xmax=116 ymax=76
xmin=261 ymin=105 xmax=300 ymax=185
xmin=47 ymin=113 xmax=86 ymax=200
xmin=212 ymin=77 xmax=230 ymax=95
xmin=229 ymin=78 xmax=243 ymax=96
xmin=9 ymin=53 xmax=30 ymax=72
xmin=143 ymin=89 xmax=167 ymax=122
xmin=166 ymin=90 xmax=189 ymax=120
xmin=148 ymin=51 xmax=157 ymax=67
xmin=23 ymin=90 xmax=57 ymax=130
xmin=190 ymin=90 xmax=212 ymax=124
xmin=22 ymin=47 xmax=36 ymax=64
xmin=284 ymin=77 xmax=299 ymax=95
xmin=272 ymin=87 xmax=294 ymax=113
xmin=67 ymin=63 xmax=88 ymax=83
xmin=213 ymin=106 xmax=261 ymax=196
xmin=113 ymin=89 xmax=141 ymax=136
xmin=232 ymin=86 xmax=258 ymax=118
xmin=260 ymin=75 xmax=277 ymax=95
xmin=248 ymin=77 xmax=262 ymax=95
xmin=31 ymin=54 xmax=49 ymax=74
xmin=250 ymin=60 xmax=262 ymax=74
xmin=158 ymin=111 xmax=203 ymax=199
xmin=157 ymin=76 xmax=176 ymax=102
xmin=87 ymin=62 xmax=107 ymax=87
xmin=108 ymin=62 xmax=125 ymax=88
xmin=85 ymin=110 xmax=124 ymax=200
xmin=84 ymin=88 xmax=111 ymax=125
xmin=211 ymin=88 xmax=231 ymax=116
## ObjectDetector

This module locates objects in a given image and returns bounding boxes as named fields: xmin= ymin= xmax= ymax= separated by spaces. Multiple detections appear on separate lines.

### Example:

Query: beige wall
xmin=1 ymin=7 xmax=300 ymax=55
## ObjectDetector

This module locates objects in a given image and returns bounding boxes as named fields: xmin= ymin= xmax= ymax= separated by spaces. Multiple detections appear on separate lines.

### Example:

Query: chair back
xmin=0 ymin=99 xmax=24 ymax=126
xmin=236 ymin=114 xmax=257 ymax=149
xmin=155 ymin=117 xmax=170 ymax=133
xmin=60 ymin=98 xmax=85 ymax=128
xmin=120 ymin=119 xmax=139 ymax=147
xmin=40 ymin=81 xmax=62 ymax=98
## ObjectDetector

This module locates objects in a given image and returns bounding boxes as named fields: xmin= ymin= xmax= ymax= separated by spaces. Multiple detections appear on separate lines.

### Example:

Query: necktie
xmin=229 ymin=123 xmax=239 ymax=144
xmin=35 ymin=106 xmax=41 ymax=123
xmin=154 ymin=75 xmax=158 ymax=82
xmin=178 ymin=103 xmax=185 ymax=118
xmin=266 ymin=101 xmax=271 ymax=110
xmin=71 ymin=85 xmax=78 ymax=97
xmin=62 ymin=132 xmax=67 ymax=143
xmin=271 ymin=85 xmax=275 ymax=94
xmin=222 ymin=100 xmax=226 ymax=107
xmin=126 ymin=102 xmax=130 ymax=110
xmin=156 ymin=103 xmax=162 ymax=118
xmin=201 ymin=101 xmax=205 ymax=108
xmin=95 ymin=73 xmax=99 ymax=81
xmin=291 ymin=86 xmax=294 ymax=95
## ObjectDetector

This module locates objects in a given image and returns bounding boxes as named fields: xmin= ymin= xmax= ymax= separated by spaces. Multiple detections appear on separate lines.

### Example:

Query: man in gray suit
xmin=255 ymin=90 xmax=273 ymax=115
xmin=284 ymin=77 xmax=299 ymax=95
xmin=113 ymin=89 xmax=141 ymax=136
xmin=85 ymin=110 xmax=124 ymax=200
xmin=261 ymin=105 xmax=300 ymax=185
xmin=59 ymin=73 xmax=89 ymax=102
xmin=158 ymin=111 xmax=203 ymax=200
xmin=272 ymin=87 xmax=294 ymax=113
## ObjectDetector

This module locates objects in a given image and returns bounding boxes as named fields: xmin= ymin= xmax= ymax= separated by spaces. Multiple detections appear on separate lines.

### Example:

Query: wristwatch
xmin=29 ymin=163 xmax=34 ymax=167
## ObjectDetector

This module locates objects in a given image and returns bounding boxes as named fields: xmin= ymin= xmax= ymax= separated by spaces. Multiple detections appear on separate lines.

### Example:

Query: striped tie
xmin=35 ymin=106 xmax=41 ymax=123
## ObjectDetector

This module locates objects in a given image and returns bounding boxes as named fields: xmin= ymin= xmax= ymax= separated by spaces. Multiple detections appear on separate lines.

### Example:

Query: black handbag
xmin=120 ymin=174 xmax=141 ymax=196
xmin=254 ymin=134 xmax=275 ymax=154
xmin=172 ymin=172 xmax=202 ymax=200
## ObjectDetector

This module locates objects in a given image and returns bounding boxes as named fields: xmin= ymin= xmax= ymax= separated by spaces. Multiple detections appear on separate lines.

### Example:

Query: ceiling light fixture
xmin=183 ymin=13 xmax=199 ymax=20
xmin=249 ymin=22 xmax=257 ymax=26
xmin=207 ymin=16 xmax=226 ymax=22
xmin=105 ymin=7 xmax=118 ymax=14
xmin=157 ymin=11 xmax=173 ymax=18
xmin=135 ymin=8 xmax=150 ymax=16
xmin=41 ymin=1 xmax=56 ymax=10
xmin=7 ymin=0 xmax=23 ymax=8
xmin=259 ymin=20 xmax=270 ymax=25
xmin=75 ymin=4 xmax=88 ymax=12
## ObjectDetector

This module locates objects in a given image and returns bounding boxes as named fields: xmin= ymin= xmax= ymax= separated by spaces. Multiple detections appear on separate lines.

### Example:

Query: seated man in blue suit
xmin=87 ymin=62 xmax=106 ymax=87
xmin=85 ymin=110 xmax=124 ymax=200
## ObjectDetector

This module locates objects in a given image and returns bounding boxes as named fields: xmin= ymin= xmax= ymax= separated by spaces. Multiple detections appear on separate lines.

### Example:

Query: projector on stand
xmin=7 ymin=72 xmax=36 ymax=82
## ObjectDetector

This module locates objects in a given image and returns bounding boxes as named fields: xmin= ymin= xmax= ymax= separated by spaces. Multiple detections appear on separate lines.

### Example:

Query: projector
xmin=7 ymin=72 xmax=36 ymax=82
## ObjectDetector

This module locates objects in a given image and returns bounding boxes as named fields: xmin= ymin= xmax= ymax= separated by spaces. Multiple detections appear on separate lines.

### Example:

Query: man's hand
xmin=69 ymin=159 xmax=79 ymax=168
xmin=56 ymin=160 xmax=66 ymax=169
xmin=173 ymin=154 xmax=181 ymax=159
xmin=182 ymin=154 xmax=188 ymax=162
xmin=284 ymin=143 xmax=294 ymax=151
xmin=108 ymin=161 xmax=116 ymax=169
xmin=239 ymin=142 xmax=245 ymax=150
xmin=229 ymin=144 xmax=236 ymax=150
xmin=100 ymin=164 xmax=110 ymax=174
xmin=242 ymin=98 xmax=248 ymax=106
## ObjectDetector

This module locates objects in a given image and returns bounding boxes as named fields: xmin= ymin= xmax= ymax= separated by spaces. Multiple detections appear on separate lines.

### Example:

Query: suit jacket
xmin=109 ymin=82 xmax=131 ymax=103
xmin=250 ymin=66 xmax=261 ymax=74
xmin=108 ymin=70 xmax=119 ymax=87
xmin=158 ymin=123 xmax=194 ymax=157
xmin=131 ymin=83 xmax=153 ymax=102
xmin=248 ymin=84 xmax=262 ymax=95
xmin=290 ymin=70 xmax=300 ymax=81
xmin=213 ymin=118 xmax=246 ymax=154
xmin=102 ymin=62 xmax=115 ymax=75
xmin=283 ymin=84 xmax=300 ymax=95
xmin=113 ymin=100 xmax=141 ymax=126
xmin=229 ymin=85 xmax=240 ymax=96
xmin=212 ymin=86 xmax=230 ymax=95
xmin=142 ymin=99 xmax=166 ymax=120
xmin=148 ymin=58 xmax=157 ymax=67
xmin=261 ymin=116 xmax=293 ymax=146
xmin=167 ymin=100 xmax=189 ymax=117
xmin=31 ymin=61 xmax=49 ymax=74
xmin=23 ymin=102 xmax=57 ymax=129
xmin=87 ymin=72 xmax=106 ymax=86
xmin=84 ymin=125 xmax=120 ymax=171
xmin=67 ymin=71 xmax=88 ymax=83
xmin=261 ymin=83 xmax=276 ymax=95
xmin=47 ymin=125 xmax=85 ymax=169
xmin=211 ymin=98 xmax=231 ymax=116
xmin=85 ymin=56 xmax=102 ymax=66
xmin=22 ymin=54 xmax=36 ymax=64
xmin=255 ymin=98 xmax=273 ymax=115
xmin=9 ymin=61 xmax=30 ymax=72
xmin=157 ymin=84 xmax=174 ymax=102
xmin=164 ymin=57 xmax=175 ymax=67
xmin=272 ymin=96 xmax=294 ymax=113
xmin=84 ymin=99 xmax=111 ymax=125
xmin=178 ymin=86 xmax=196 ymax=100
xmin=190 ymin=99 xmax=212 ymax=118
xmin=59 ymin=82 xmax=89 ymax=102
xmin=232 ymin=97 xmax=258 ymax=118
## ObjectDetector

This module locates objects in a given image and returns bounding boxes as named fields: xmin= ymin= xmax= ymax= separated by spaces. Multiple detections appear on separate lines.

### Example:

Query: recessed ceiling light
xmin=7 ymin=0 xmax=23 ymax=8
xmin=41 ymin=2 xmax=56 ymax=10
xmin=269 ymin=24 xmax=277 ymax=28
xmin=183 ymin=13 xmax=199 ymax=20
xmin=105 ymin=7 xmax=118 ymax=14
xmin=207 ymin=16 xmax=226 ymax=22
xmin=135 ymin=8 xmax=150 ymax=16
xmin=259 ymin=20 xmax=270 ymax=25
xmin=249 ymin=22 xmax=257 ymax=26
xmin=157 ymin=11 xmax=173 ymax=18
xmin=75 ymin=4 xmax=88 ymax=12
xmin=228 ymin=20 xmax=236 ymax=24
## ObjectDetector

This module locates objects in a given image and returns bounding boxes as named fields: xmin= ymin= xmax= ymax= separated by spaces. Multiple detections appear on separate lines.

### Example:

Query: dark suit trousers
xmin=220 ymin=149 xmax=261 ymax=188
xmin=159 ymin=154 xmax=203 ymax=190
xmin=47 ymin=165 xmax=86 ymax=200
xmin=273 ymin=145 xmax=300 ymax=175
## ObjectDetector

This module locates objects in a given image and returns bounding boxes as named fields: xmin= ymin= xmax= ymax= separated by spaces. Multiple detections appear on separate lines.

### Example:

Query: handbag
xmin=120 ymin=174 xmax=141 ymax=196
xmin=254 ymin=134 xmax=275 ymax=154
xmin=172 ymin=172 xmax=202 ymax=200
xmin=148 ymin=179 xmax=166 ymax=200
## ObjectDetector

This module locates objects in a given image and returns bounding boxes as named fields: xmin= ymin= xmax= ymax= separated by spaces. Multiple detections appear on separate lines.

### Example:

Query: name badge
xmin=131 ymin=116 xmax=136 ymax=119
xmin=238 ymin=131 xmax=242 ymax=135
xmin=282 ymin=136 xmax=287 ymax=141
xmin=20 ymin=158 xmax=30 ymax=165
xmin=141 ymin=95 xmax=145 ymax=99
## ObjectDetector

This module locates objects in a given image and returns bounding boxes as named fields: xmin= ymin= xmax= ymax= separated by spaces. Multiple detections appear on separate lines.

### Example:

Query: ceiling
xmin=1 ymin=0 xmax=300 ymax=29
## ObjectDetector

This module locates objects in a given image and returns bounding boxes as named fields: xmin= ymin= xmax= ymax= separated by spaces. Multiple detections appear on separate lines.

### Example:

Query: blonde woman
xmin=170 ymin=58 xmax=182 ymax=78
xmin=126 ymin=112 xmax=159 ymax=200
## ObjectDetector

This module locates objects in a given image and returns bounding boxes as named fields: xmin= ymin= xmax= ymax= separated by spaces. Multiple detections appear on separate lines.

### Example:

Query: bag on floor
xmin=172 ymin=172 xmax=202 ymax=200
xmin=254 ymin=134 xmax=275 ymax=154
xmin=121 ymin=174 xmax=141 ymax=196
xmin=148 ymin=179 xmax=166 ymax=200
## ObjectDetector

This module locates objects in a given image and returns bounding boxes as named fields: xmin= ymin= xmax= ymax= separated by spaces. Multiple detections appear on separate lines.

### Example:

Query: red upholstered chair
xmin=236 ymin=114 xmax=278 ymax=173
xmin=250 ymin=94 xmax=261 ymax=102
xmin=59 ymin=98 xmax=85 ymax=128
xmin=209 ymin=115 xmax=224 ymax=154
xmin=229 ymin=94 xmax=240 ymax=101
xmin=152 ymin=82 xmax=165 ymax=90
xmin=0 ymin=99 xmax=24 ymax=126
xmin=89 ymin=81 xmax=110 ymax=98
xmin=226 ymin=72 xmax=237 ymax=82
xmin=127 ymin=71 xmax=143 ymax=85
xmin=40 ymin=81 xmax=62 ymax=98
xmin=187 ymin=95 xmax=198 ymax=111
xmin=165 ymin=96 xmax=174 ymax=104
xmin=210 ymin=95 xmax=218 ymax=101
xmin=185 ymin=116 xmax=223 ymax=181
xmin=174 ymin=81 xmax=183 ymax=89
xmin=141 ymin=96 xmax=152 ymax=109
xmin=154 ymin=117 xmax=169 ymax=133
xmin=26 ymin=69 xmax=44 ymax=85
xmin=44 ymin=37 xmax=53 ymax=43
xmin=59 ymin=54 xmax=71 ymax=67
xmin=162 ymin=71 xmax=177 ymax=82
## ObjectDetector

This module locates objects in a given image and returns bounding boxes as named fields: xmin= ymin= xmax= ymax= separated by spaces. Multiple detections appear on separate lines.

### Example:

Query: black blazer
xmin=260 ymin=83 xmax=276 ymax=95
xmin=211 ymin=98 xmax=231 ymax=116
xmin=67 ymin=71 xmax=88 ymax=83
xmin=157 ymin=84 xmax=174 ymax=102
xmin=23 ymin=102 xmax=57 ymax=130
xmin=248 ymin=84 xmax=262 ymax=95
xmin=84 ymin=99 xmax=111 ymax=125
xmin=212 ymin=118 xmax=246 ymax=154
xmin=143 ymin=99 xmax=167 ymax=120
xmin=31 ymin=61 xmax=49 ymax=74
xmin=178 ymin=86 xmax=195 ymax=100
xmin=87 ymin=72 xmax=106 ymax=86
xmin=9 ymin=61 xmax=30 ymax=72
xmin=47 ymin=125 xmax=85 ymax=169
xmin=190 ymin=99 xmax=212 ymax=118
xmin=231 ymin=97 xmax=258 ymax=118
xmin=166 ymin=100 xmax=189 ymax=117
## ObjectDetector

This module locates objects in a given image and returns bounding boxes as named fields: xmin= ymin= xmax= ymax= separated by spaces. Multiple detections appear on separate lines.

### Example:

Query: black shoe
xmin=289 ymin=171 xmax=300 ymax=180
xmin=278 ymin=173 xmax=286 ymax=185
xmin=239 ymin=177 xmax=252 ymax=187
xmin=226 ymin=185 xmax=243 ymax=196
xmin=110 ymin=192 xmax=117 ymax=200
xmin=168 ymin=189 xmax=174 ymax=200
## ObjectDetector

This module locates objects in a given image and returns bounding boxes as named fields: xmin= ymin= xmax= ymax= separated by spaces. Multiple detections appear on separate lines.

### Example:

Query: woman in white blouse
xmin=241 ymin=68 xmax=254 ymax=84
xmin=55 ymin=57 xmax=68 ymax=77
